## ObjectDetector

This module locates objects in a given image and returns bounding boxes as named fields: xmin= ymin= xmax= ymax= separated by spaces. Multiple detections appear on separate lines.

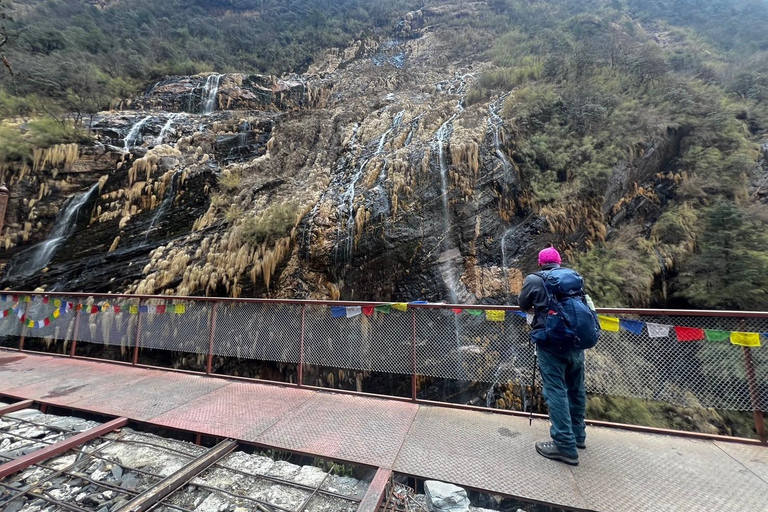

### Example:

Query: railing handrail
xmin=3 ymin=290 xmax=768 ymax=318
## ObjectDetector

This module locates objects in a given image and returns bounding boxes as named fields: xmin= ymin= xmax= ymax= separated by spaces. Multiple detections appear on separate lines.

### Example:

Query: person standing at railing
xmin=518 ymin=247 xmax=600 ymax=466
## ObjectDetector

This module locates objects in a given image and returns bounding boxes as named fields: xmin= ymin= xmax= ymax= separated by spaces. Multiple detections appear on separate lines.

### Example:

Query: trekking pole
xmin=529 ymin=344 xmax=538 ymax=426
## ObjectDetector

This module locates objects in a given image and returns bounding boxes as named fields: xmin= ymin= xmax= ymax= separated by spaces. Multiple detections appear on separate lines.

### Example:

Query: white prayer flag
xmin=346 ymin=306 xmax=362 ymax=318
xmin=647 ymin=323 xmax=671 ymax=338
xmin=526 ymin=313 xmax=534 ymax=326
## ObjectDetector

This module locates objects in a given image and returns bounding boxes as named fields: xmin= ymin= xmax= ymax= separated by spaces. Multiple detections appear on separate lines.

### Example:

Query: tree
xmin=677 ymin=202 xmax=768 ymax=310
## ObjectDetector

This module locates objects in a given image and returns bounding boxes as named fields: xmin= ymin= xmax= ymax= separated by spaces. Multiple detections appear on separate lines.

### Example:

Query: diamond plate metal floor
xmin=1 ymin=351 xmax=767 ymax=512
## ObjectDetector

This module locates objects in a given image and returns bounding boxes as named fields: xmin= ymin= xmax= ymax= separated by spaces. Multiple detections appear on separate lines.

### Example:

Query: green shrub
xmin=241 ymin=202 xmax=297 ymax=247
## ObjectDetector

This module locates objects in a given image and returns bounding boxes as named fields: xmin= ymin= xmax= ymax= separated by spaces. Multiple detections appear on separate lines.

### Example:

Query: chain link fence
xmin=1 ymin=294 xmax=766 ymax=414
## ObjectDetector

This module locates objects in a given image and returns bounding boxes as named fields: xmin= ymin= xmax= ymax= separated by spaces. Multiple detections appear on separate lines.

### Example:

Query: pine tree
xmin=678 ymin=202 xmax=768 ymax=310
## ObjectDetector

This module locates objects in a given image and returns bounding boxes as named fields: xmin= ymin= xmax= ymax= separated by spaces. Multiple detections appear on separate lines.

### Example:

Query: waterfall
xmin=434 ymin=115 xmax=460 ymax=303
xmin=4 ymin=183 xmax=99 ymax=279
xmin=144 ymin=170 xmax=182 ymax=242
xmin=201 ymin=74 xmax=222 ymax=115
xmin=157 ymin=114 xmax=182 ymax=145
xmin=124 ymin=115 xmax=152 ymax=151
xmin=489 ymin=102 xmax=513 ymax=181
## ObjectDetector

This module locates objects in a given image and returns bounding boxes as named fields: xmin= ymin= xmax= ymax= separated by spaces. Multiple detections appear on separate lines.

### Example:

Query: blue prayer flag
xmin=620 ymin=319 xmax=645 ymax=335
xmin=409 ymin=300 xmax=428 ymax=304
xmin=515 ymin=311 xmax=527 ymax=319
xmin=139 ymin=305 xmax=149 ymax=313
xmin=331 ymin=306 xmax=347 ymax=318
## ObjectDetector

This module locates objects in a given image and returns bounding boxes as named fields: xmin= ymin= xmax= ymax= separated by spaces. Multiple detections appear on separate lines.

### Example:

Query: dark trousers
xmin=537 ymin=348 xmax=586 ymax=457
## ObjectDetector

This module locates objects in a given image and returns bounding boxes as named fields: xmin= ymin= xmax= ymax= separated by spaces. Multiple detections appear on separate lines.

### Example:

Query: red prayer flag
xmin=43 ymin=317 xmax=50 ymax=326
xmin=452 ymin=308 xmax=463 ymax=315
xmin=362 ymin=306 xmax=374 ymax=317
xmin=12 ymin=295 xmax=18 ymax=303
xmin=76 ymin=304 xmax=82 ymax=312
xmin=90 ymin=305 xmax=99 ymax=314
xmin=114 ymin=305 xmax=121 ymax=314
xmin=674 ymin=326 xmax=705 ymax=342
xmin=42 ymin=296 xmax=49 ymax=304
xmin=156 ymin=305 xmax=166 ymax=314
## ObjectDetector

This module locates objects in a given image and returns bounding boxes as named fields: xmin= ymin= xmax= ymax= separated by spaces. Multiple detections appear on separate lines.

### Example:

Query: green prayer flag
xmin=466 ymin=309 xmax=483 ymax=316
xmin=705 ymin=330 xmax=730 ymax=342
xmin=374 ymin=304 xmax=392 ymax=314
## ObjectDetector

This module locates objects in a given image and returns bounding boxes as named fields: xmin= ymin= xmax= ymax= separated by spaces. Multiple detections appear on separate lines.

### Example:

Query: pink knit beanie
xmin=538 ymin=247 xmax=562 ymax=265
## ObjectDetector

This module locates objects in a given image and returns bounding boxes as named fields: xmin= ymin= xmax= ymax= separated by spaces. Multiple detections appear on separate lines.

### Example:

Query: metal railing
xmin=1 ymin=292 xmax=766 ymax=441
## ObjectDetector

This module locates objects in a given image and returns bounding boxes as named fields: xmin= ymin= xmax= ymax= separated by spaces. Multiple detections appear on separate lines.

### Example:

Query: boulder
xmin=424 ymin=480 xmax=470 ymax=512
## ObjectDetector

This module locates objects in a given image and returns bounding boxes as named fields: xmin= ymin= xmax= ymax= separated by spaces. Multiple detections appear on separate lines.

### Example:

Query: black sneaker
xmin=576 ymin=440 xmax=586 ymax=450
xmin=535 ymin=441 xmax=579 ymax=466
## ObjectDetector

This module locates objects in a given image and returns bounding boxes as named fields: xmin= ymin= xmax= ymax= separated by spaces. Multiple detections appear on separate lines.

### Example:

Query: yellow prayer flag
xmin=53 ymin=309 xmax=60 ymax=319
xmin=27 ymin=319 xmax=34 ymax=328
xmin=53 ymin=299 xmax=61 ymax=308
xmin=392 ymin=303 xmax=408 ymax=312
xmin=485 ymin=310 xmax=506 ymax=322
xmin=174 ymin=304 xmax=186 ymax=314
xmin=129 ymin=305 xmax=139 ymax=315
xmin=23 ymin=295 xmax=31 ymax=303
xmin=102 ymin=303 xmax=110 ymax=312
xmin=730 ymin=332 xmax=761 ymax=347
xmin=598 ymin=315 xmax=620 ymax=332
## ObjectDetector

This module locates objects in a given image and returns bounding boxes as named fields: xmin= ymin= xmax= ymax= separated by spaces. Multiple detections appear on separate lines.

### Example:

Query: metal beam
xmin=116 ymin=439 xmax=237 ymax=512
xmin=0 ymin=400 xmax=34 ymax=416
xmin=356 ymin=468 xmax=391 ymax=512
xmin=0 ymin=417 xmax=128 ymax=479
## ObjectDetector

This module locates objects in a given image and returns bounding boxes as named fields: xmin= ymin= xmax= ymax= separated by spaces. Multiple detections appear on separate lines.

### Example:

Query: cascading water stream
xmin=489 ymin=103 xmax=513 ymax=181
xmin=4 ymin=183 xmax=100 ymax=279
xmin=157 ymin=114 xmax=182 ymax=145
xmin=124 ymin=116 xmax=152 ymax=151
xmin=201 ymin=74 xmax=222 ymax=115
xmin=144 ymin=170 xmax=182 ymax=243
xmin=433 ymin=115 xmax=459 ymax=303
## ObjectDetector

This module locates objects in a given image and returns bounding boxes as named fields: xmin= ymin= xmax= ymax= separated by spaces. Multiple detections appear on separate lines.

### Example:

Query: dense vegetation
xmin=435 ymin=0 xmax=768 ymax=310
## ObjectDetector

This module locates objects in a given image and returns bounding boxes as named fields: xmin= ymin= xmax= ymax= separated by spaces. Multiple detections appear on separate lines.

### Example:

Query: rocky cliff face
xmin=0 ymin=5 xmax=684 ymax=304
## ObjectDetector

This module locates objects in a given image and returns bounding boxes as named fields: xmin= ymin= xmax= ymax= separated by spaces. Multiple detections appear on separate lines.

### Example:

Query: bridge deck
xmin=0 ymin=352 xmax=766 ymax=511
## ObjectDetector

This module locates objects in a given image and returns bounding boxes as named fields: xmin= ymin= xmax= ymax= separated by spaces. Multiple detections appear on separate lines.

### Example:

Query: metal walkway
xmin=1 ymin=352 xmax=767 ymax=512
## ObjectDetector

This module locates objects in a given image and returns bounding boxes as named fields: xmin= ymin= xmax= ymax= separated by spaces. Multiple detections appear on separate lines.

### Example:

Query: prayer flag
xmin=466 ymin=309 xmax=483 ymax=317
xmin=113 ymin=305 xmax=121 ymax=314
xmin=156 ymin=305 xmax=166 ymax=314
xmin=43 ymin=317 xmax=50 ymax=327
xmin=2 ymin=309 xmax=7 ymax=318
xmin=731 ymin=332 xmax=761 ymax=348
xmin=36 ymin=320 xmax=44 ymax=328
xmin=102 ymin=303 xmax=111 ymax=312
xmin=647 ymin=323 xmax=671 ymax=338
xmin=146 ymin=305 xmax=156 ymax=314
xmin=76 ymin=304 xmax=83 ymax=312
xmin=12 ymin=295 xmax=18 ymax=303
xmin=53 ymin=299 xmax=61 ymax=308
xmin=452 ymin=308 xmax=463 ymax=315
xmin=331 ymin=306 xmax=347 ymax=318
xmin=346 ymin=306 xmax=362 ymax=318
xmin=53 ymin=309 xmax=60 ymax=319
xmin=130 ymin=305 xmax=139 ymax=315
xmin=174 ymin=304 xmax=186 ymax=314
xmin=27 ymin=319 xmax=34 ymax=328
xmin=139 ymin=305 xmax=148 ymax=314
xmin=23 ymin=296 xmax=31 ymax=303
xmin=515 ymin=311 xmax=527 ymax=319
xmin=0 ymin=294 xmax=6 ymax=302
xmin=362 ymin=306 xmax=375 ymax=317
xmin=705 ymin=330 xmax=730 ymax=343
xmin=598 ymin=315 xmax=620 ymax=332
xmin=620 ymin=319 xmax=645 ymax=335
xmin=526 ymin=313 xmax=534 ymax=325
xmin=674 ymin=326 xmax=705 ymax=342
xmin=392 ymin=303 xmax=408 ymax=312
xmin=42 ymin=296 xmax=49 ymax=304
xmin=374 ymin=304 xmax=392 ymax=314
xmin=485 ymin=310 xmax=506 ymax=322
xmin=90 ymin=305 xmax=99 ymax=314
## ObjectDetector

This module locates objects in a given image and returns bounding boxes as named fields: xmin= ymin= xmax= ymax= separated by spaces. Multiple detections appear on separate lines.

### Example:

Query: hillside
xmin=0 ymin=0 xmax=767 ymax=313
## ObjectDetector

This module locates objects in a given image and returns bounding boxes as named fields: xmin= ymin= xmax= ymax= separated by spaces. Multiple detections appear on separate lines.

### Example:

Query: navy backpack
xmin=530 ymin=267 xmax=600 ymax=353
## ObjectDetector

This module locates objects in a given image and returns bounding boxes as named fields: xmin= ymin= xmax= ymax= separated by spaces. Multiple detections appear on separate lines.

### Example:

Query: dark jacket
xmin=518 ymin=263 xmax=560 ymax=331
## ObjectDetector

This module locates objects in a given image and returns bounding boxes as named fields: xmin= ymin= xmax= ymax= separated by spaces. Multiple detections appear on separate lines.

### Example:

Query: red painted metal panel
xmin=357 ymin=468 xmax=391 ymax=512
xmin=0 ymin=400 xmax=34 ymax=415
xmin=0 ymin=417 xmax=128 ymax=479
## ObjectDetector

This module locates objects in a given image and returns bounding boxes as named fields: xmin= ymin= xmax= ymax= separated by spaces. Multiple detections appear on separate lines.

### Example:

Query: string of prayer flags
xmin=346 ymin=306 xmax=362 ymax=318
xmin=485 ymin=310 xmax=506 ymax=322
xmin=331 ymin=306 xmax=347 ymax=318
xmin=598 ymin=315 xmax=620 ymax=332
xmin=374 ymin=304 xmax=392 ymax=314
xmin=619 ymin=319 xmax=645 ymax=335
xmin=731 ymin=332 xmax=761 ymax=348
xmin=705 ymin=330 xmax=730 ymax=343
xmin=647 ymin=323 xmax=671 ymax=338
xmin=674 ymin=326 xmax=705 ymax=342
xmin=392 ymin=303 xmax=408 ymax=312
xmin=362 ymin=306 xmax=375 ymax=317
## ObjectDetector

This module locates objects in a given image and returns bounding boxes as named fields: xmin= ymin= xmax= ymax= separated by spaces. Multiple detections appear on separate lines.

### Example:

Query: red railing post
xmin=411 ymin=309 xmax=417 ymax=402
xmin=206 ymin=303 xmax=218 ymax=375
xmin=298 ymin=304 xmax=306 ymax=387
xmin=742 ymin=345 xmax=767 ymax=442
xmin=133 ymin=299 xmax=144 ymax=365
xmin=18 ymin=301 xmax=30 ymax=351
xmin=69 ymin=307 xmax=81 ymax=357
